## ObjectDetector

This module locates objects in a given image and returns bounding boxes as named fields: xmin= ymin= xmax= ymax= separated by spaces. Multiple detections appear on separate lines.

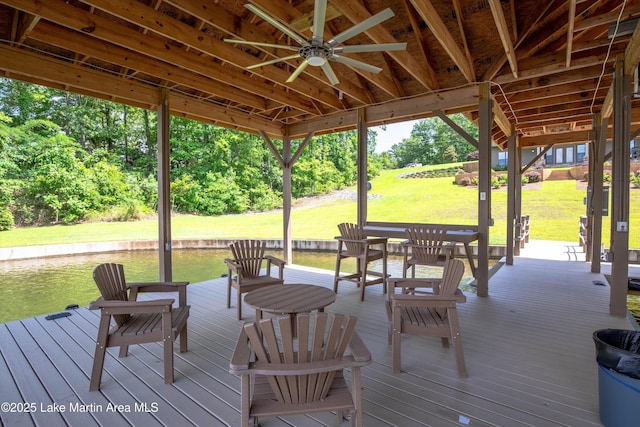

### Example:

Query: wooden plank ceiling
xmin=0 ymin=0 xmax=639 ymax=149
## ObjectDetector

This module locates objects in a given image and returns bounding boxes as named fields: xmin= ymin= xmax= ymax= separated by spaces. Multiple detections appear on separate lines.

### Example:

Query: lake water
xmin=0 ymin=249 xmax=481 ymax=324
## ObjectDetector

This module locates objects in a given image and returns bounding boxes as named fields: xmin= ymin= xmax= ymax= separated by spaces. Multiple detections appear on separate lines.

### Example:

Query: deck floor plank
xmin=0 ymin=323 xmax=67 ymax=426
xmin=5 ymin=319 xmax=100 ymax=427
xmin=1 ymin=248 xmax=638 ymax=427
xmin=19 ymin=317 xmax=131 ymax=427
xmin=0 ymin=325 xmax=37 ymax=427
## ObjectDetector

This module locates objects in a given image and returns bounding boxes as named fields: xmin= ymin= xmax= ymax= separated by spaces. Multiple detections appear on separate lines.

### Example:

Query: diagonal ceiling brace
xmin=434 ymin=110 xmax=478 ymax=148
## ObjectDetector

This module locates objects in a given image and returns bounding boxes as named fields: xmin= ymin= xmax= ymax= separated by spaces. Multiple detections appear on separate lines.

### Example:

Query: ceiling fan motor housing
xmin=300 ymin=45 xmax=330 ymax=66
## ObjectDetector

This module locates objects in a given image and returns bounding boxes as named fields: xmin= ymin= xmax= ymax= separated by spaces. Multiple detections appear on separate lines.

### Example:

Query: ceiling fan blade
xmin=286 ymin=60 xmax=310 ymax=83
xmin=321 ymin=62 xmax=340 ymax=85
xmin=245 ymin=4 xmax=308 ymax=47
xmin=326 ymin=8 xmax=395 ymax=47
xmin=335 ymin=42 xmax=407 ymax=54
xmin=331 ymin=55 xmax=382 ymax=74
xmin=312 ymin=0 xmax=328 ymax=45
xmin=223 ymin=39 xmax=300 ymax=51
xmin=247 ymin=53 xmax=301 ymax=69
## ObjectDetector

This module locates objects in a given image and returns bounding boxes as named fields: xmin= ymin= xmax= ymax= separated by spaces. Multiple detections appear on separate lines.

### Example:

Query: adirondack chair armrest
xmin=335 ymin=236 xmax=360 ymax=244
xmin=229 ymin=328 xmax=252 ymax=373
xmin=127 ymin=282 xmax=188 ymax=306
xmin=89 ymin=297 xmax=105 ymax=310
xmin=364 ymin=237 xmax=388 ymax=245
xmin=224 ymin=258 xmax=240 ymax=274
xmin=264 ymin=255 xmax=285 ymax=266
xmin=264 ymin=255 xmax=286 ymax=278
xmin=347 ymin=331 xmax=372 ymax=363
xmin=127 ymin=281 xmax=188 ymax=292
xmin=89 ymin=298 xmax=176 ymax=315
xmin=336 ymin=236 xmax=386 ymax=246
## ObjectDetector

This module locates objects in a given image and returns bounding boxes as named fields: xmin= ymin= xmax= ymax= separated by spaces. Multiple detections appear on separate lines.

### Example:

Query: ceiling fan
xmin=224 ymin=0 xmax=406 ymax=85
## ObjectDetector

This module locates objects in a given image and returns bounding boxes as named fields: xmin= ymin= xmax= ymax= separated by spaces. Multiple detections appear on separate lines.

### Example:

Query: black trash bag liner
xmin=629 ymin=278 xmax=640 ymax=291
xmin=594 ymin=329 xmax=640 ymax=379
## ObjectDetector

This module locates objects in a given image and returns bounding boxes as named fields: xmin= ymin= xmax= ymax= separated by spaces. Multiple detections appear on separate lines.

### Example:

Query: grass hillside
xmin=0 ymin=163 xmax=638 ymax=248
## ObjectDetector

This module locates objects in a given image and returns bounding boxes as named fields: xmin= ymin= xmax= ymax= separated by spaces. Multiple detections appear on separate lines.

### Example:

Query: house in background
xmin=493 ymin=139 xmax=640 ymax=170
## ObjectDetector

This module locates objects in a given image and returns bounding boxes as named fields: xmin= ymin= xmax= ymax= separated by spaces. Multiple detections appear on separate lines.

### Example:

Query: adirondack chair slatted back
xmin=435 ymin=259 xmax=465 ymax=319
xmin=337 ymin=223 xmax=365 ymax=257
xmin=243 ymin=313 xmax=357 ymax=404
xmin=405 ymin=226 xmax=448 ymax=266
xmin=230 ymin=240 xmax=267 ymax=279
xmin=93 ymin=263 xmax=131 ymax=327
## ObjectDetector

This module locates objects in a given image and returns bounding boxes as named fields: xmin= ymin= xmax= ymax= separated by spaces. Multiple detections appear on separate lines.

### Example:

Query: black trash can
xmin=593 ymin=329 xmax=640 ymax=427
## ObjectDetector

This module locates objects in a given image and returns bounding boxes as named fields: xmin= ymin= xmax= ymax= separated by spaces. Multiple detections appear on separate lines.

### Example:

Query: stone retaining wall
xmin=2 ymin=239 xmax=637 ymax=262
xmin=0 ymin=239 xmax=506 ymax=261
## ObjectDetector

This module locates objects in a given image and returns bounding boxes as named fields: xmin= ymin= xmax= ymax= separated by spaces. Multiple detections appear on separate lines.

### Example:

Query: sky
xmin=371 ymin=120 xmax=419 ymax=153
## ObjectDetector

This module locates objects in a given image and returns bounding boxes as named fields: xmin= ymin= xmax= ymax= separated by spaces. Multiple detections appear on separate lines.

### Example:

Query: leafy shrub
xmin=400 ymin=166 xmax=460 ymax=179
xmin=248 ymin=182 xmax=281 ymax=212
xmin=466 ymin=151 xmax=479 ymax=160
xmin=491 ymin=176 xmax=502 ymax=188
xmin=0 ymin=206 xmax=13 ymax=230
xmin=604 ymin=170 xmax=612 ymax=183
xmin=524 ymin=171 xmax=541 ymax=183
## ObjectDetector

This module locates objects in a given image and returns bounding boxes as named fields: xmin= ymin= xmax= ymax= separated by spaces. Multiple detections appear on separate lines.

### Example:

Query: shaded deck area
xmin=1 ymin=250 xmax=637 ymax=426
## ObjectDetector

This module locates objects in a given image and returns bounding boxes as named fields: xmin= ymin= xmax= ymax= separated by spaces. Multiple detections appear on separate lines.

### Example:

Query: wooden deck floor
xmin=1 ymin=249 xmax=637 ymax=426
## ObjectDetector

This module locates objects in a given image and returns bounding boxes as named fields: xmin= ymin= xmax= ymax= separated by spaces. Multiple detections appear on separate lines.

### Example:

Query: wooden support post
xmin=260 ymin=131 xmax=313 ymax=264
xmin=590 ymin=115 xmax=606 ymax=271
xmin=357 ymin=108 xmax=368 ymax=227
xmin=157 ymin=89 xmax=172 ymax=281
xmin=610 ymin=56 xmax=630 ymax=317
xmin=476 ymin=83 xmax=492 ymax=297
xmin=282 ymin=136 xmax=293 ymax=263
xmin=514 ymin=144 xmax=522 ymax=256
xmin=506 ymin=129 xmax=517 ymax=264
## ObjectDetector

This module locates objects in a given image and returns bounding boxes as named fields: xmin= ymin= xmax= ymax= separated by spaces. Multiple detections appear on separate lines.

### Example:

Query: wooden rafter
xmin=488 ymin=0 xmax=518 ymax=78
xmin=451 ymin=0 xmax=475 ymax=82
xmin=567 ymin=0 xmax=577 ymax=67
xmin=401 ymin=0 xmax=439 ymax=89
xmin=332 ymin=1 xmax=438 ymax=89
xmin=408 ymin=0 xmax=475 ymax=83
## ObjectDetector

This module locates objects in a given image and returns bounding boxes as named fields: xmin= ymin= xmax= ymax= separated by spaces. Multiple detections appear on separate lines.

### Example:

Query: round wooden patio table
xmin=244 ymin=284 xmax=336 ymax=332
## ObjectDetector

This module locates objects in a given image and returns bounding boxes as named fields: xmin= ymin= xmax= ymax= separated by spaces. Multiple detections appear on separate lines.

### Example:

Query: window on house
xmin=498 ymin=151 xmax=508 ymax=167
xmin=566 ymin=146 xmax=574 ymax=163
xmin=545 ymin=150 xmax=553 ymax=164
xmin=577 ymin=144 xmax=586 ymax=162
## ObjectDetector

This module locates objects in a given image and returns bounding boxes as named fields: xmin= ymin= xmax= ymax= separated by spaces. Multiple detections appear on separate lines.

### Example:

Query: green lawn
xmin=1 ymin=164 xmax=638 ymax=248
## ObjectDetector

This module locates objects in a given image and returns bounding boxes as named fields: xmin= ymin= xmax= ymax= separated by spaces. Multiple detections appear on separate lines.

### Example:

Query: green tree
xmin=0 ymin=112 xmax=15 ymax=229
xmin=391 ymin=114 xmax=478 ymax=166
xmin=443 ymin=145 xmax=458 ymax=163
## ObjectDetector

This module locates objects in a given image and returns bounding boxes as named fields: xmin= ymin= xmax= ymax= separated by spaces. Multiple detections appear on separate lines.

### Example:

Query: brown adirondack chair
xmin=402 ymin=226 xmax=455 ymax=278
xmin=230 ymin=313 xmax=372 ymax=427
xmin=334 ymin=222 xmax=388 ymax=301
xmin=89 ymin=263 xmax=190 ymax=391
xmin=386 ymin=258 xmax=468 ymax=377
xmin=225 ymin=240 xmax=286 ymax=320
